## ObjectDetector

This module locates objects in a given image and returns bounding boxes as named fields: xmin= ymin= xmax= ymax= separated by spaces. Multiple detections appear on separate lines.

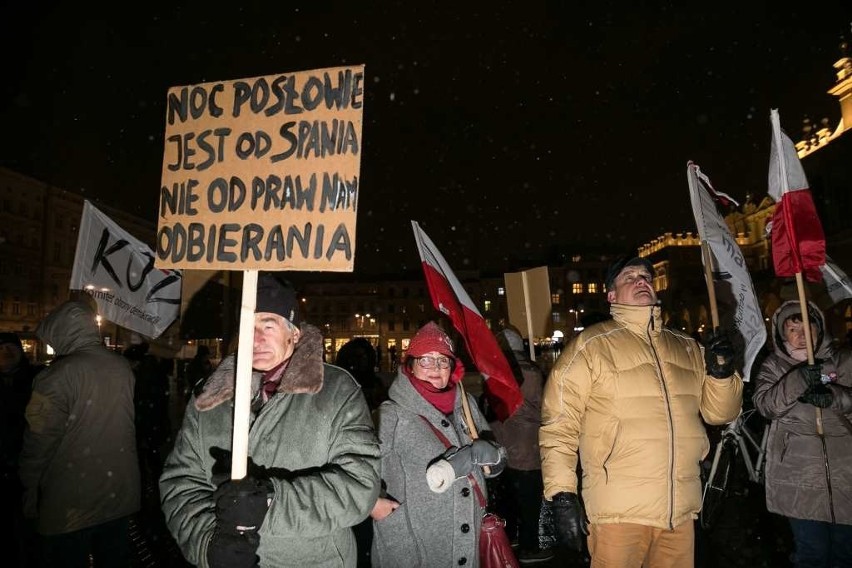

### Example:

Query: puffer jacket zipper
xmin=647 ymin=307 xmax=676 ymax=530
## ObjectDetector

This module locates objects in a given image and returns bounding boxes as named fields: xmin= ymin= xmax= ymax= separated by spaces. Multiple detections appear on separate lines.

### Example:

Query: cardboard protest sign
xmin=156 ymin=65 xmax=365 ymax=271
xmin=504 ymin=266 xmax=551 ymax=339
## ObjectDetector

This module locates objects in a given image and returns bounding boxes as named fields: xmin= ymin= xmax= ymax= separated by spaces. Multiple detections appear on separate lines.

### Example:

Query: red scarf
xmin=404 ymin=367 xmax=458 ymax=414
xmin=261 ymin=360 xmax=289 ymax=402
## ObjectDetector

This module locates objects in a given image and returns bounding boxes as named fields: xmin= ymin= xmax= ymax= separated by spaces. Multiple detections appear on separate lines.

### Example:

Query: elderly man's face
xmin=607 ymin=266 xmax=657 ymax=306
xmin=253 ymin=313 xmax=301 ymax=371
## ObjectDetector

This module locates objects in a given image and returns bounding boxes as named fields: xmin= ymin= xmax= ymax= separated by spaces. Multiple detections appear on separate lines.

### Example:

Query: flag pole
xmin=458 ymin=381 xmax=491 ymax=475
xmin=700 ymin=242 xmax=721 ymax=329
xmin=794 ymin=272 xmax=823 ymax=435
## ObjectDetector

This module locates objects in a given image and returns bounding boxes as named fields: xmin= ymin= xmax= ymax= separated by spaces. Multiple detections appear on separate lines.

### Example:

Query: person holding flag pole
xmin=752 ymin=109 xmax=852 ymax=568
xmin=540 ymin=249 xmax=742 ymax=567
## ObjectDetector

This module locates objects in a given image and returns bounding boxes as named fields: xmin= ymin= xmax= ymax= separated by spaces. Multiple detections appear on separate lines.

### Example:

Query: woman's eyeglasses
xmin=414 ymin=355 xmax=452 ymax=369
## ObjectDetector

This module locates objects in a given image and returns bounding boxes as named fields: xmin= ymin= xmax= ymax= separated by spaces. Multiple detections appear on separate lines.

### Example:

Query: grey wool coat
xmin=159 ymin=325 xmax=381 ymax=568
xmin=371 ymin=372 xmax=496 ymax=568
xmin=753 ymin=301 xmax=852 ymax=524
xmin=20 ymin=301 xmax=140 ymax=535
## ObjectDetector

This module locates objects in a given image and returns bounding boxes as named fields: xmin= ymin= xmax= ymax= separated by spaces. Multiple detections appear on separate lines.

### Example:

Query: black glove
xmin=797 ymin=364 xmax=823 ymax=388
xmin=213 ymin=476 xmax=271 ymax=534
xmin=704 ymin=329 xmax=735 ymax=379
xmin=207 ymin=476 xmax=271 ymax=568
xmin=208 ymin=531 xmax=260 ymax=568
xmin=551 ymin=492 xmax=588 ymax=552
xmin=799 ymin=383 xmax=834 ymax=408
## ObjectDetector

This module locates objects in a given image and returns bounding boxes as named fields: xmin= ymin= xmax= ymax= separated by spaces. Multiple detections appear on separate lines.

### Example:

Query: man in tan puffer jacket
xmin=540 ymin=256 xmax=742 ymax=567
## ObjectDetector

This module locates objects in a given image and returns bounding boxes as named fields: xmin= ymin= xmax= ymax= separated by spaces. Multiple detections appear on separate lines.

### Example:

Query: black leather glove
xmin=704 ymin=329 xmax=735 ymax=379
xmin=799 ymin=383 xmax=834 ymax=408
xmin=551 ymin=492 xmax=588 ymax=552
xmin=207 ymin=476 xmax=271 ymax=568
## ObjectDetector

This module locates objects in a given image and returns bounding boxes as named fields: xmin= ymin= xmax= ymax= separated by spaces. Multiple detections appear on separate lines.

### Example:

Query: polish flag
xmin=412 ymin=221 xmax=522 ymax=421
xmin=767 ymin=109 xmax=825 ymax=282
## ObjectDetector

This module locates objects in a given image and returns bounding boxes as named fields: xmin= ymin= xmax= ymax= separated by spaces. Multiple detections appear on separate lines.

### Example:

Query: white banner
xmin=821 ymin=255 xmax=852 ymax=305
xmin=71 ymin=201 xmax=181 ymax=338
xmin=687 ymin=162 xmax=766 ymax=381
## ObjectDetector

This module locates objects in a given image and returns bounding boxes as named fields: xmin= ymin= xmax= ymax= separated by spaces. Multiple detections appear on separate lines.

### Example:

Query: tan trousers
xmin=587 ymin=520 xmax=694 ymax=568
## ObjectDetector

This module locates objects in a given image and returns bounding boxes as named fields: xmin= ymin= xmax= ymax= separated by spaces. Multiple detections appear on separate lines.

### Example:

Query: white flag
xmin=820 ymin=255 xmax=852 ymax=305
xmin=687 ymin=162 xmax=766 ymax=382
xmin=71 ymin=201 xmax=181 ymax=338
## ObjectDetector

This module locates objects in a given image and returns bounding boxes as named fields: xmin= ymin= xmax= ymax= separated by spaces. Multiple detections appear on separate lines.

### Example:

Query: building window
xmin=588 ymin=283 xmax=598 ymax=293
xmin=388 ymin=303 xmax=395 ymax=314
xmin=403 ymin=319 xmax=410 ymax=331
xmin=552 ymin=311 xmax=561 ymax=323
xmin=497 ymin=287 xmax=505 ymax=296
xmin=484 ymin=300 xmax=492 ymax=312
xmin=551 ymin=293 xmax=561 ymax=305
xmin=12 ymin=302 xmax=20 ymax=315
xmin=388 ymin=319 xmax=396 ymax=331
xmin=53 ymin=242 xmax=62 ymax=262
xmin=572 ymin=283 xmax=583 ymax=294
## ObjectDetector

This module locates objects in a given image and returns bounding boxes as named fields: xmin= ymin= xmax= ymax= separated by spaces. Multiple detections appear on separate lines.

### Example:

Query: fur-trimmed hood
xmin=195 ymin=324 xmax=325 ymax=412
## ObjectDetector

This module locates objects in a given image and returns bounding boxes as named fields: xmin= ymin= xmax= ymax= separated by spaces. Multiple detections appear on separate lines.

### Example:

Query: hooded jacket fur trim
xmin=194 ymin=324 xmax=324 ymax=412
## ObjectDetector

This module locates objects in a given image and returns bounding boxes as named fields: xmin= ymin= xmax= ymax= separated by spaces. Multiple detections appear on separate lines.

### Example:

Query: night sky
xmin=2 ymin=2 xmax=851 ymax=276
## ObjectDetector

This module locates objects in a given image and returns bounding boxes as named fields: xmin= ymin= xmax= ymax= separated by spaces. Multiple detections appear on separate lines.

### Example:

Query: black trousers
xmin=499 ymin=468 xmax=544 ymax=552
xmin=40 ymin=516 xmax=130 ymax=568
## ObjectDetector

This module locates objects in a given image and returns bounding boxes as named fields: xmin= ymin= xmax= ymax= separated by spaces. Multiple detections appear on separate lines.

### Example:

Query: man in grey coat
xmin=160 ymin=273 xmax=381 ymax=568
xmin=20 ymin=300 xmax=141 ymax=566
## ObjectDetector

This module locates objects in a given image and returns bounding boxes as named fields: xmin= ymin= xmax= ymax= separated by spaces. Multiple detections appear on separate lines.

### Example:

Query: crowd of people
xmin=0 ymin=258 xmax=850 ymax=567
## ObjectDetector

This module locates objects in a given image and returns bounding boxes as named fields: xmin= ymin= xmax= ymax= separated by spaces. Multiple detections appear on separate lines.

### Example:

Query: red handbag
xmin=479 ymin=512 xmax=521 ymax=568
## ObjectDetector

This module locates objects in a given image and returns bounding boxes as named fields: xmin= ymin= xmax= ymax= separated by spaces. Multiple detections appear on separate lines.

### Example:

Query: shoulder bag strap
xmin=419 ymin=415 xmax=487 ymax=507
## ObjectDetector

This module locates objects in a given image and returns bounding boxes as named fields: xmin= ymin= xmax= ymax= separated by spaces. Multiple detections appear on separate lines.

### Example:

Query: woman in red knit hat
xmin=370 ymin=322 xmax=507 ymax=567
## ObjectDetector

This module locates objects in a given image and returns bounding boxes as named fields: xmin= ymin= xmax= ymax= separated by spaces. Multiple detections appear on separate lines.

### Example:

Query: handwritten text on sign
xmin=156 ymin=65 xmax=364 ymax=271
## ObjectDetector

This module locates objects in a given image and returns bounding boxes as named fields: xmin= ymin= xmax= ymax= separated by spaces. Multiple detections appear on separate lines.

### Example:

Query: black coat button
xmin=441 ymin=419 xmax=450 ymax=427
xmin=461 ymin=523 xmax=470 ymax=533
xmin=461 ymin=487 xmax=470 ymax=497
xmin=458 ymin=558 xmax=467 ymax=565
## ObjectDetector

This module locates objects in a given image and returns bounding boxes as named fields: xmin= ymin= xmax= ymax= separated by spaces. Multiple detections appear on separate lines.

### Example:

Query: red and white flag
xmin=411 ymin=221 xmax=522 ymax=421
xmin=767 ymin=109 xmax=825 ymax=282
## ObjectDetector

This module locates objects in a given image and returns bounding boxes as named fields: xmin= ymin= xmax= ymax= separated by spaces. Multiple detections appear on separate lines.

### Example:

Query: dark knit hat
xmin=605 ymin=255 xmax=655 ymax=290
xmin=407 ymin=322 xmax=456 ymax=358
xmin=256 ymin=272 xmax=301 ymax=325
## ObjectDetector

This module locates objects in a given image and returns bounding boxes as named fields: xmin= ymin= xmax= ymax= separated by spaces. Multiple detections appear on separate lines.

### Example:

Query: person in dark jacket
xmin=753 ymin=300 xmax=852 ymax=567
xmin=491 ymin=328 xmax=553 ymax=564
xmin=19 ymin=301 xmax=141 ymax=567
xmin=185 ymin=344 xmax=213 ymax=396
xmin=160 ymin=272 xmax=381 ymax=568
xmin=1 ymin=332 xmax=42 ymax=567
